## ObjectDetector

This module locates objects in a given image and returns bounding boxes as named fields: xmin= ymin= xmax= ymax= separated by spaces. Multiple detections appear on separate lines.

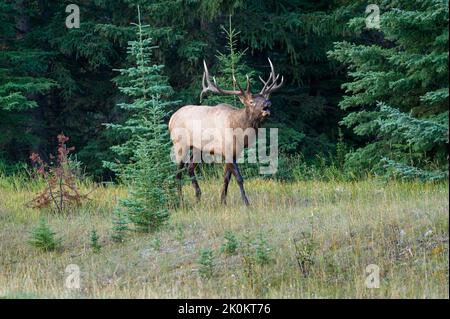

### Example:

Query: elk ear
xmin=238 ymin=95 xmax=247 ymax=105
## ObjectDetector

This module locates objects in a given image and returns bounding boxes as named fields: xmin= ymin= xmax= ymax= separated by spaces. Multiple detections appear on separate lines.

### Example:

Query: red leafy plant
xmin=28 ymin=134 xmax=88 ymax=214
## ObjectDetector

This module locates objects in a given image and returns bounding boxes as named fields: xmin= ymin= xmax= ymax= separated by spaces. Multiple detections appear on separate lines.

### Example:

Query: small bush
xmin=254 ymin=234 xmax=273 ymax=265
xmin=28 ymin=134 xmax=88 ymax=214
xmin=111 ymin=209 xmax=129 ymax=243
xmin=28 ymin=218 xmax=61 ymax=251
xmin=241 ymin=236 xmax=256 ymax=286
xmin=220 ymin=231 xmax=239 ymax=256
xmin=90 ymin=229 xmax=101 ymax=252
xmin=293 ymin=232 xmax=316 ymax=276
xmin=198 ymin=248 xmax=215 ymax=279
xmin=240 ymin=234 xmax=272 ymax=296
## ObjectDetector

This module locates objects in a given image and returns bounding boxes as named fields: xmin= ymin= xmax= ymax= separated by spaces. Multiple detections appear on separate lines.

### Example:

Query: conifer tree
xmin=111 ymin=208 xmax=129 ymax=243
xmin=28 ymin=217 xmax=61 ymax=252
xmin=328 ymin=0 xmax=449 ymax=179
xmin=201 ymin=16 xmax=256 ymax=108
xmin=105 ymin=6 xmax=178 ymax=233
xmin=0 ymin=1 xmax=55 ymax=162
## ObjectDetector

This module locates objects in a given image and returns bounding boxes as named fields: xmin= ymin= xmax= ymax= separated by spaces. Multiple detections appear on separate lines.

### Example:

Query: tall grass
xmin=0 ymin=172 xmax=448 ymax=298
xmin=196 ymin=153 xmax=367 ymax=183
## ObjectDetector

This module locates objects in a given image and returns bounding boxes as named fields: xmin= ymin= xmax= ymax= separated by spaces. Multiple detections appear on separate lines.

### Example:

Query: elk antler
xmin=200 ymin=60 xmax=250 ymax=101
xmin=259 ymin=58 xmax=284 ymax=97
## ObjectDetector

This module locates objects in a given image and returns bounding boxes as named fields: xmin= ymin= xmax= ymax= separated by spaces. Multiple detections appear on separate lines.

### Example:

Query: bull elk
xmin=169 ymin=58 xmax=284 ymax=205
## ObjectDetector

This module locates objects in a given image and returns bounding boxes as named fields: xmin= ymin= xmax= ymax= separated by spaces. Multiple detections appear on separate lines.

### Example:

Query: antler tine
xmin=245 ymin=75 xmax=251 ymax=95
xmin=266 ymin=74 xmax=281 ymax=91
xmin=203 ymin=60 xmax=209 ymax=79
xmin=259 ymin=58 xmax=284 ymax=96
xmin=200 ymin=60 xmax=244 ymax=99
xmin=259 ymin=58 xmax=274 ymax=95
xmin=259 ymin=75 xmax=270 ymax=94
xmin=232 ymin=74 xmax=246 ymax=95
xmin=200 ymin=60 xmax=211 ymax=101
xmin=268 ymin=58 xmax=277 ymax=82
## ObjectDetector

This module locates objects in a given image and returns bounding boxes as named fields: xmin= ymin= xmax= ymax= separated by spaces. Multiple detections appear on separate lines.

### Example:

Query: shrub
xmin=293 ymin=232 xmax=316 ymax=276
xmin=198 ymin=248 xmax=215 ymax=279
xmin=28 ymin=218 xmax=61 ymax=251
xmin=90 ymin=229 xmax=101 ymax=252
xmin=254 ymin=234 xmax=273 ymax=266
xmin=28 ymin=134 xmax=87 ymax=214
xmin=220 ymin=231 xmax=239 ymax=256
xmin=111 ymin=208 xmax=129 ymax=243
xmin=240 ymin=233 xmax=271 ymax=296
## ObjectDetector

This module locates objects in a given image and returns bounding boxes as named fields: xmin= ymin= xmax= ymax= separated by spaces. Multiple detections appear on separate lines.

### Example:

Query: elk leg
xmin=176 ymin=162 xmax=185 ymax=198
xmin=231 ymin=162 xmax=250 ymax=206
xmin=188 ymin=160 xmax=201 ymax=201
xmin=221 ymin=163 xmax=233 ymax=205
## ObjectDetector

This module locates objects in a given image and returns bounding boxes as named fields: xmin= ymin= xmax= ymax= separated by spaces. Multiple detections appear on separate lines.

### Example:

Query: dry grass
xmin=0 ymin=175 xmax=448 ymax=298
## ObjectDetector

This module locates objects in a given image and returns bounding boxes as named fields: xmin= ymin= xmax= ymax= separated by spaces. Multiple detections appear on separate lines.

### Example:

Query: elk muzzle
xmin=262 ymin=100 xmax=271 ymax=117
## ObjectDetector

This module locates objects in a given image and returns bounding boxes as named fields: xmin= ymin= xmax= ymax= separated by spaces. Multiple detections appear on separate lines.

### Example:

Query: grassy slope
xmin=0 ymin=176 xmax=448 ymax=298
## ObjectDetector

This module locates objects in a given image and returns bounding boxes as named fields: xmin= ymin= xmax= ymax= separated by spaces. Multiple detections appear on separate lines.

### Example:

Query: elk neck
xmin=231 ymin=106 xmax=262 ymax=131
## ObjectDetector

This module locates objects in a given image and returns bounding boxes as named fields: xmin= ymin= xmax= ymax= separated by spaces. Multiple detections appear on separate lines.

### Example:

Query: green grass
xmin=0 ymin=175 xmax=448 ymax=298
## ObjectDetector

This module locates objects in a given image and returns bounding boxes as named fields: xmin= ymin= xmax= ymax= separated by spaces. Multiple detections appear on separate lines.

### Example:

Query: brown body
xmin=169 ymin=102 xmax=264 ymax=163
xmin=169 ymin=59 xmax=283 ymax=205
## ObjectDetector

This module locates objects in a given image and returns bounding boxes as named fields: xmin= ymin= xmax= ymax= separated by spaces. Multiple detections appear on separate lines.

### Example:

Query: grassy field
xmin=0 ymin=175 xmax=448 ymax=298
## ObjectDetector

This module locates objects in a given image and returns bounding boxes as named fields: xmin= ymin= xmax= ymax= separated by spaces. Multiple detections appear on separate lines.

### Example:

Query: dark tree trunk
xmin=14 ymin=0 xmax=30 ymax=38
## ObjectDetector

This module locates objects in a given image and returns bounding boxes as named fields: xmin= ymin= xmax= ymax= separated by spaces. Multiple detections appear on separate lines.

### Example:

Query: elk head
xmin=200 ymin=58 xmax=284 ymax=124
